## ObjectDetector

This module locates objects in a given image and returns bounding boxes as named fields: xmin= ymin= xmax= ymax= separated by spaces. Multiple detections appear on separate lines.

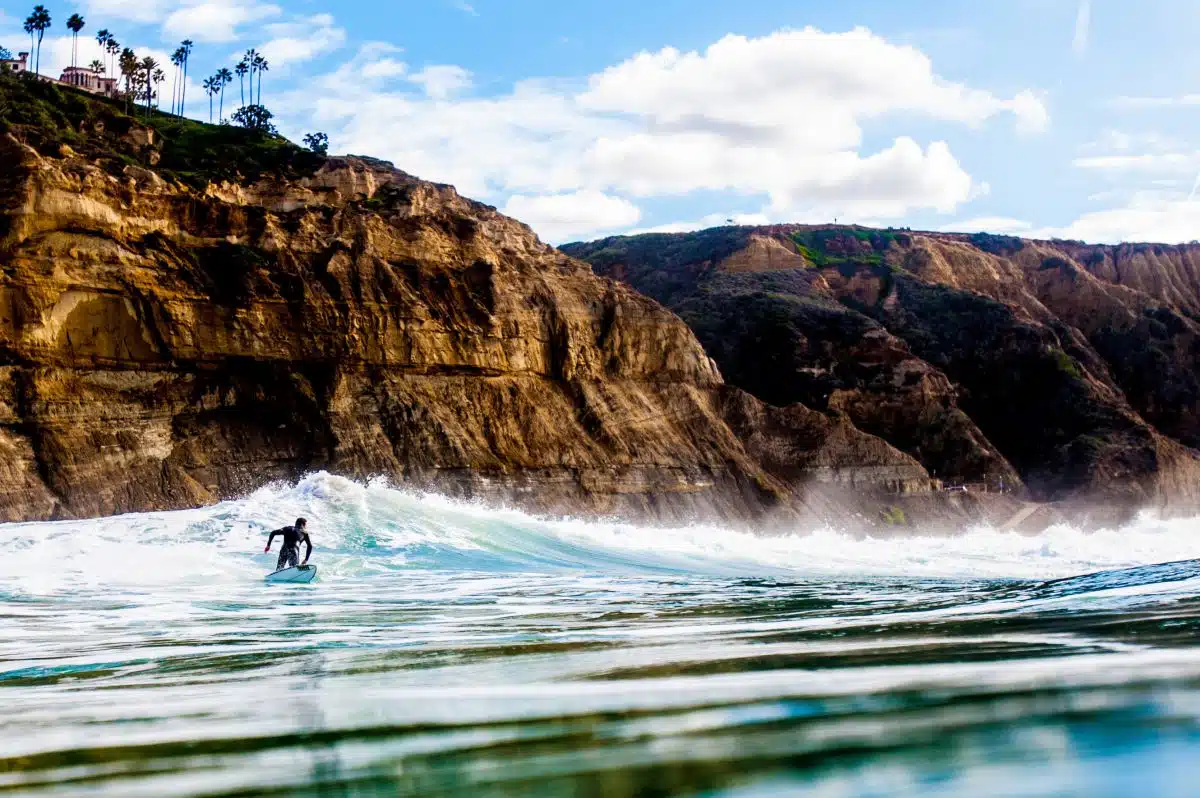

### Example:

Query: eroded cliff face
xmin=564 ymin=227 xmax=1200 ymax=513
xmin=0 ymin=132 xmax=934 ymax=523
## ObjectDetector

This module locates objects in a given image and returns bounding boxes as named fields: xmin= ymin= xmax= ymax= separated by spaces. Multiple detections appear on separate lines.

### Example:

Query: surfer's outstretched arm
xmin=264 ymin=528 xmax=282 ymax=553
xmin=301 ymin=533 xmax=313 ymax=565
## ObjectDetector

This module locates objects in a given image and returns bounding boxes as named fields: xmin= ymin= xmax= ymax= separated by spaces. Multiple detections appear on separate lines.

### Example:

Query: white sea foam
xmin=0 ymin=472 xmax=1197 ymax=592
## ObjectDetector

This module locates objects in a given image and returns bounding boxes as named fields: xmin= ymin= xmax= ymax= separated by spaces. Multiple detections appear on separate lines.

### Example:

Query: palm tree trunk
xmin=219 ymin=86 xmax=224 ymax=121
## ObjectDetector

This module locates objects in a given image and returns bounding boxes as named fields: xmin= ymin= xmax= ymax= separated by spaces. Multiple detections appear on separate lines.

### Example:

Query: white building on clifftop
xmin=0 ymin=52 xmax=29 ymax=73
xmin=1 ymin=53 xmax=119 ymax=98
xmin=59 ymin=66 xmax=118 ymax=97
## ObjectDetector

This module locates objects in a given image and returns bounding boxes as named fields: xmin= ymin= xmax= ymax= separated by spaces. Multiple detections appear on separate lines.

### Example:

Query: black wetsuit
xmin=267 ymin=525 xmax=312 ymax=570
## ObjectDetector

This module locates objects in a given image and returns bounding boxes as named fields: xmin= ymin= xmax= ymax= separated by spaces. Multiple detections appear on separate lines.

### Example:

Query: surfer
xmin=264 ymin=518 xmax=313 ymax=571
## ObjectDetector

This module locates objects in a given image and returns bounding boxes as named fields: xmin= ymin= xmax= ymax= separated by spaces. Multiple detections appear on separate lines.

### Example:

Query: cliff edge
xmin=0 ymin=73 xmax=931 ymax=524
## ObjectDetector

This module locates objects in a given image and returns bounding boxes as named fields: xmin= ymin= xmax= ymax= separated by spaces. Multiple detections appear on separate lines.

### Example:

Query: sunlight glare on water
xmin=3 ymin=472 xmax=1200 ymax=797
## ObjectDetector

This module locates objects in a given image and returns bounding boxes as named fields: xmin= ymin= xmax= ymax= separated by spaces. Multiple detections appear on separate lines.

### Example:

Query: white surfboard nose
xmin=265 ymin=565 xmax=318 ymax=583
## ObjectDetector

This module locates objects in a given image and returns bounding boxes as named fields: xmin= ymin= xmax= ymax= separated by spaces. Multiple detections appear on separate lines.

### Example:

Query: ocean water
xmin=3 ymin=473 xmax=1200 ymax=796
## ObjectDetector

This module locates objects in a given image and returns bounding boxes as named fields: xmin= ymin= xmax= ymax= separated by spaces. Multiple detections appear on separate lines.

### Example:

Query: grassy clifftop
xmin=0 ymin=70 xmax=323 ymax=188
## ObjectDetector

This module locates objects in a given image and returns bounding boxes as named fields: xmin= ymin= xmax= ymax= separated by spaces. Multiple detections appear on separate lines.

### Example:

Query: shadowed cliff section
xmin=0 ymin=72 xmax=940 ymax=525
xmin=563 ymin=226 xmax=1200 ymax=515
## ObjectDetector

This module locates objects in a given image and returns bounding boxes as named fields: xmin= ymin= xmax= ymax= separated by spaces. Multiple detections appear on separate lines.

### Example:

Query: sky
xmin=3 ymin=0 xmax=1200 ymax=245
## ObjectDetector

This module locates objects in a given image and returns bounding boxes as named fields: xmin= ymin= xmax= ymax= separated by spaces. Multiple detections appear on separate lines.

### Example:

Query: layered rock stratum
xmin=563 ymin=227 xmax=1200 ymax=516
xmin=0 ymin=75 xmax=934 ymax=524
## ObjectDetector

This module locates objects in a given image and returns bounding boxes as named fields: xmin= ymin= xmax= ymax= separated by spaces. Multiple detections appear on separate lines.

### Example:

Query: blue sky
xmin=4 ymin=0 xmax=1200 ymax=244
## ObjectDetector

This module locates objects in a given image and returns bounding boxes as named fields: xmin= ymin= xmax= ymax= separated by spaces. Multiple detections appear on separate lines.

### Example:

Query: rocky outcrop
xmin=564 ymin=226 xmax=1200 ymax=514
xmin=0 ymin=112 xmax=938 ymax=524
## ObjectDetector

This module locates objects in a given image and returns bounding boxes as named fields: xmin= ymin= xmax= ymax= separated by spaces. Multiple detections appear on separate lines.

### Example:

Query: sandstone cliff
xmin=0 ymin=74 xmax=931 ymax=524
xmin=564 ymin=227 xmax=1200 ymax=514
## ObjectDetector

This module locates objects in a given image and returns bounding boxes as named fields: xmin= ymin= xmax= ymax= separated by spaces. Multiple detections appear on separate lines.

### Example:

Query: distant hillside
xmin=563 ymin=225 xmax=1200 ymax=510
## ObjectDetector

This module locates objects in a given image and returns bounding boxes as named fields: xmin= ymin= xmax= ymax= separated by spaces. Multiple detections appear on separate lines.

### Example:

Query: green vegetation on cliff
xmin=790 ymin=228 xmax=898 ymax=269
xmin=0 ymin=70 xmax=322 ymax=187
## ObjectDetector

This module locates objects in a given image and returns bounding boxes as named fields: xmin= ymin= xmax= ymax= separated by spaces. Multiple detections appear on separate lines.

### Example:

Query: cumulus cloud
xmin=259 ymin=14 xmax=346 ymax=67
xmin=275 ymin=26 xmax=1043 ymax=242
xmin=408 ymin=65 xmax=471 ymax=100
xmin=1032 ymin=194 xmax=1200 ymax=244
xmin=82 ymin=0 xmax=176 ymax=25
xmin=502 ymin=191 xmax=641 ymax=242
xmin=164 ymin=0 xmax=281 ymax=43
xmin=579 ymin=28 xmax=1048 ymax=139
xmin=361 ymin=57 xmax=407 ymax=80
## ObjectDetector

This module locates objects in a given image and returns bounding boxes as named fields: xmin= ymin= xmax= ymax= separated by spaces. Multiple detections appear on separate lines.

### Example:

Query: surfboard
xmin=265 ymin=564 xmax=317 ymax=584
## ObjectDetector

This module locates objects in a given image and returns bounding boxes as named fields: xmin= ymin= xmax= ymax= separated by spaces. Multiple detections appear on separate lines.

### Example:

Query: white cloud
xmin=940 ymin=216 xmax=1033 ymax=234
xmin=164 ymin=0 xmax=281 ymax=43
xmin=578 ymin=28 xmax=1048 ymax=139
xmin=259 ymin=14 xmax=346 ymax=67
xmin=1081 ymin=130 xmax=1180 ymax=153
xmin=1010 ymin=90 xmax=1050 ymax=135
xmin=361 ymin=58 xmax=407 ymax=79
xmin=82 ymin=0 xmax=176 ymax=25
xmin=1074 ymin=151 xmax=1200 ymax=174
xmin=625 ymin=211 xmax=772 ymax=236
xmin=448 ymin=1 xmax=478 ymax=16
xmin=1073 ymin=0 xmax=1091 ymax=57
xmin=502 ymin=191 xmax=641 ymax=242
xmin=1032 ymin=194 xmax=1200 ymax=244
xmin=277 ymin=27 xmax=1042 ymax=239
xmin=408 ymin=65 xmax=471 ymax=100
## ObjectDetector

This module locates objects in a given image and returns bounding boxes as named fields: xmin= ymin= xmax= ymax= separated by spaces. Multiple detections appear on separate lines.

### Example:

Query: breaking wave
xmin=2 ymin=471 xmax=1198 ymax=593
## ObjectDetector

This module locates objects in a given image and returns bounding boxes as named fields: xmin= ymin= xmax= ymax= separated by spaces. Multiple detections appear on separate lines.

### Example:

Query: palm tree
xmin=216 ymin=67 xmax=232 ymax=121
xmin=202 ymin=75 xmax=216 ymax=122
xmin=253 ymin=54 xmax=268 ymax=105
xmin=242 ymin=49 xmax=258 ymax=103
xmin=169 ymin=47 xmax=185 ymax=115
xmin=235 ymin=59 xmax=248 ymax=108
xmin=153 ymin=67 xmax=164 ymax=108
xmin=141 ymin=56 xmax=157 ymax=113
xmin=23 ymin=20 xmax=35 ymax=66
xmin=118 ymin=47 xmax=137 ymax=112
xmin=89 ymin=59 xmax=104 ymax=75
xmin=179 ymin=40 xmax=194 ymax=116
xmin=67 ymin=13 xmax=85 ymax=73
xmin=95 ymin=29 xmax=110 ymax=74
xmin=25 ymin=6 xmax=51 ymax=77
xmin=106 ymin=39 xmax=120 ymax=81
